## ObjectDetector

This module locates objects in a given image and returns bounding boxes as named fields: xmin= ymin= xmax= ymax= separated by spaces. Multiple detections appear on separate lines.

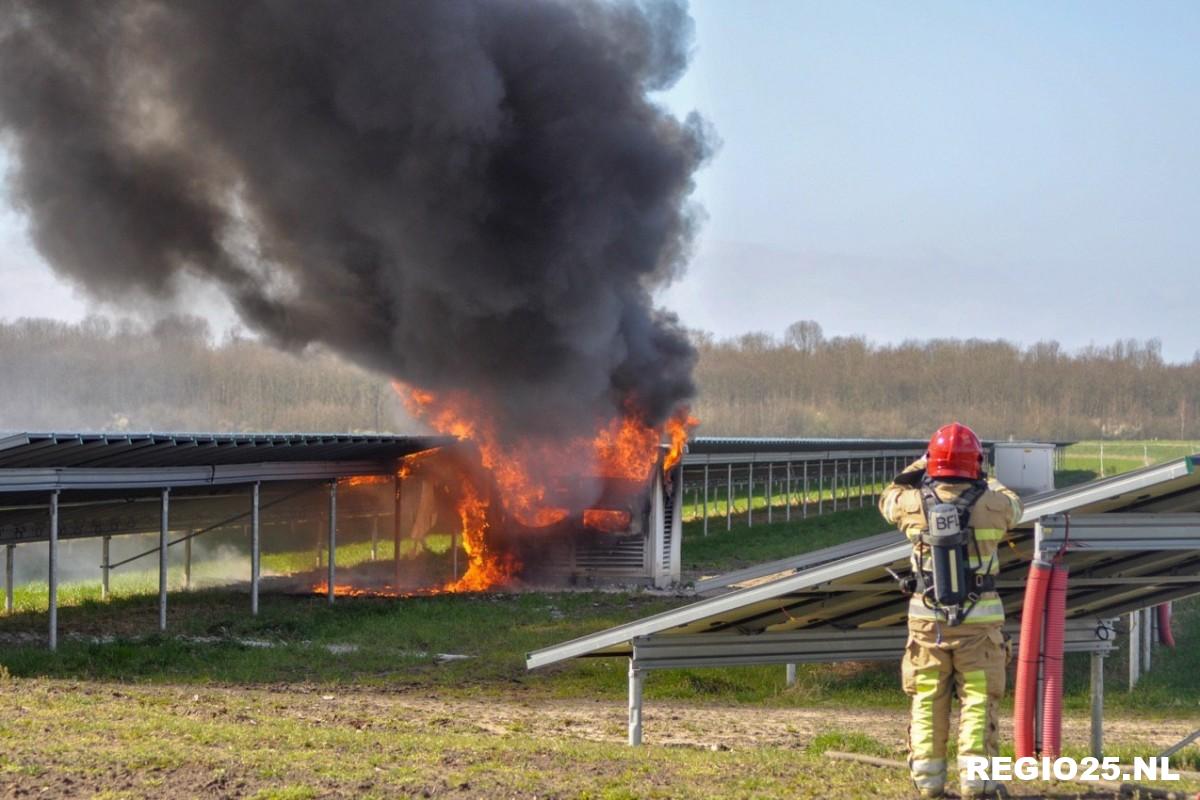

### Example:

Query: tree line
xmin=691 ymin=321 xmax=1199 ymax=440
xmin=1 ymin=316 xmax=1196 ymax=440
xmin=0 ymin=316 xmax=396 ymax=434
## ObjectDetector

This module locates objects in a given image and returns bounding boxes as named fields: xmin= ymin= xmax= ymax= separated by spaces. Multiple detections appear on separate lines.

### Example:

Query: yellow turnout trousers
xmin=901 ymin=619 xmax=1008 ymax=796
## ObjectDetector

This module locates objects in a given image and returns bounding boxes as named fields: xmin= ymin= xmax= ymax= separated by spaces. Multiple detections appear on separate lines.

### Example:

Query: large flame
xmin=444 ymin=480 xmax=522 ymax=592
xmin=398 ymin=382 xmax=695 ymax=592
xmin=663 ymin=412 xmax=698 ymax=473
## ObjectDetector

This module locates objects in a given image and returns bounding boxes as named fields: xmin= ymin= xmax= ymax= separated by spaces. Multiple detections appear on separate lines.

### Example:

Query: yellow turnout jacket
xmin=879 ymin=459 xmax=1023 ymax=625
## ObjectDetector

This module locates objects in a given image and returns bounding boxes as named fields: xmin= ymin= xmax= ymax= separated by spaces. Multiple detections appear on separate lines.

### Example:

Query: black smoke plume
xmin=0 ymin=0 xmax=710 ymax=442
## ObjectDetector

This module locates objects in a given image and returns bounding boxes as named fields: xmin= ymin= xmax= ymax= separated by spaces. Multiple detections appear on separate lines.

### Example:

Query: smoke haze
xmin=0 ymin=0 xmax=710 ymax=443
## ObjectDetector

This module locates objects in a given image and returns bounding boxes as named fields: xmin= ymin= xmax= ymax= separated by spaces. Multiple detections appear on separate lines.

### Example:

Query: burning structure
xmin=0 ymin=0 xmax=713 ymax=593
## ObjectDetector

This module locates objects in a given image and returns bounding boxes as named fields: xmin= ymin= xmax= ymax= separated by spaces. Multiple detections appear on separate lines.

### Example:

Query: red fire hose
xmin=1039 ymin=563 xmax=1069 ymax=759
xmin=1013 ymin=558 xmax=1051 ymax=759
xmin=1158 ymin=603 xmax=1176 ymax=648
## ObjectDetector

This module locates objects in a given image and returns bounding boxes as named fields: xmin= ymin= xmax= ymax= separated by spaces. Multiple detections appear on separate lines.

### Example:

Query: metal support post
xmin=4 ymin=543 xmax=13 ymax=614
xmin=702 ymin=462 xmax=710 ymax=537
xmin=1090 ymin=652 xmax=1105 ymax=758
xmin=1128 ymin=611 xmax=1141 ymax=689
xmin=628 ymin=659 xmax=644 ymax=746
xmin=871 ymin=457 xmax=877 ymax=500
xmin=858 ymin=460 xmax=864 ymax=508
xmin=818 ymin=461 xmax=824 ymax=515
xmin=785 ymin=462 xmax=792 ymax=521
xmin=394 ymin=473 xmax=404 ymax=584
xmin=831 ymin=460 xmax=838 ymax=512
xmin=159 ymin=488 xmax=170 ymax=632
xmin=726 ymin=463 xmax=732 ymax=531
xmin=250 ymin=482 xmax=260 ymax=616
xmin=101 ymin=536 xmax=111 ymax=600
xmin=767 ymin=463 xmax=773 ymax=524
xmin=786 ymin=663 xmax=797 ymax=687
xmin=327 ymin=480 xmax=338 ymax=604
xmin=184 ymin=535 xmax=192 ymax=590
xmin=1141 ymin=606 xmax=1152 ymax=674
xmin=747 ymin=462 xmax=754 ymax=527
xmin=48 ymin=490 xmax=59 ymax=651
xmin=802 ymin=461 xmax=808 ymax=519
xmin=316 ymin=520 xmax=323 ymax=568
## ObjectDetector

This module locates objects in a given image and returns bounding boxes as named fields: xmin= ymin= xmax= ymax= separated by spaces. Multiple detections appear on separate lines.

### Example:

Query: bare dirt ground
xmin=3 ymin=679 xmax=1197 ymax=799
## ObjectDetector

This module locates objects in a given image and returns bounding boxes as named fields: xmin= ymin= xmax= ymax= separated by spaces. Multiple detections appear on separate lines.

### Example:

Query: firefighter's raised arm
xmin=878 ymin=456 xmax=927 ymax=526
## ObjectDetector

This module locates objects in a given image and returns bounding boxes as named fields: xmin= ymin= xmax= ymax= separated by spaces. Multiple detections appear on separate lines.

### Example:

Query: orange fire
xmin=313 ymin=580 xmax=403 ymax=598
xmin=443 ymin=481 xmax=521 ymax=592
xmin=398 ymin=382 xmax=696 ymax=592
xmin=312 ymin=581 xmax=441 ymax=599
xmin=663 ymin=412 xmax=698 ymax=473
xmin=341 ymin=474 xmax=391 ymax=487
xmin=582 ymin=508 xmax=632 ymax=532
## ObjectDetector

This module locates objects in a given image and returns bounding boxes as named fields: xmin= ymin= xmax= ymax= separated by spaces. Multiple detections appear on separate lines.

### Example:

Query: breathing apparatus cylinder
xmin=927 ymin=502 xmax=968 ymax=608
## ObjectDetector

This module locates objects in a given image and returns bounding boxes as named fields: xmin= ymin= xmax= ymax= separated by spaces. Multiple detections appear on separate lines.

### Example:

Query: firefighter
xmin=879 ymin=423 xmax=1023 ymax=799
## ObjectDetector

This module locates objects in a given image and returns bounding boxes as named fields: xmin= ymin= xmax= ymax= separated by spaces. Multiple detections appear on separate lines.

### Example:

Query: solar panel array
xmin=529 ymin=455 xmax=1200 ymax=668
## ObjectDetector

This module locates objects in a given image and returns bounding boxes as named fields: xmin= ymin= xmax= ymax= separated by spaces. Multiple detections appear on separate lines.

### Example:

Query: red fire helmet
xmin=926 ymin=422 xmax=983 ymax=479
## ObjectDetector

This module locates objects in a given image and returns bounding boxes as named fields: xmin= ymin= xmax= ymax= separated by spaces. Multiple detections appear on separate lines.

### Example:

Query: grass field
xmin=2 ymin=453 xmax=1199 ymax=797
xmin=1061 ymin=439 xmax=1200 ymax=478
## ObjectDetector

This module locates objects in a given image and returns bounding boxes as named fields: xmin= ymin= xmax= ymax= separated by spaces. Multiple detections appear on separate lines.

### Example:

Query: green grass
xmin=680 ymin=478 xmax=885 ymax=523
xmin=1062 ymin=440 xmax=1200 ymax=478
xmin=2 ymin=498 xmax=1199 ymax=797
xmin=682 ymin=507 xmax=885 ymax=572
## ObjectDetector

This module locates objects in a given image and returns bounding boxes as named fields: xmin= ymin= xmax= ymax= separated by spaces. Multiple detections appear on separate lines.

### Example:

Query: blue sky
xmin=2 ymin=1 xmax=1198 ymax=360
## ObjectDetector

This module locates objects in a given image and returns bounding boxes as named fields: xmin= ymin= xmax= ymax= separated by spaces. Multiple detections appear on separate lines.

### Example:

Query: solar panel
xmin=528 ymin=455 xmax=1200 ymax=669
